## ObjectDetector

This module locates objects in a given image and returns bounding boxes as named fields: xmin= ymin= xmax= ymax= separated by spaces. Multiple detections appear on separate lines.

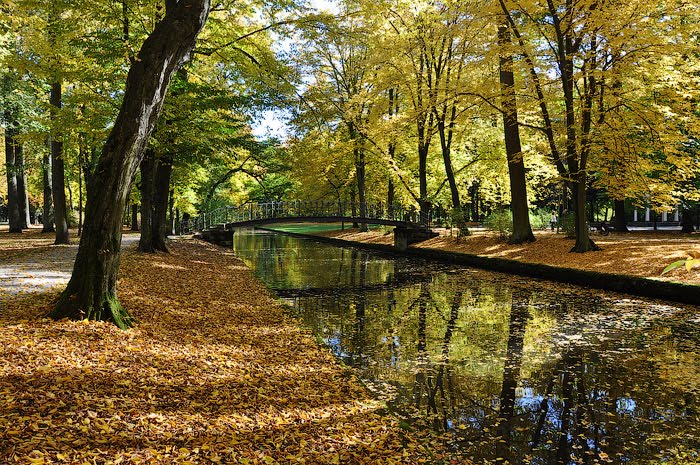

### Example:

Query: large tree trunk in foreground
xmin=51 ymin=82 xmax=70 ymax=245
xmin=499 ymin=22 xmax=534 ymax=245
xmin=612 ymin=199 xmax=628 ymax=232
xmin=4 ymin=130 xmax=23 ymax=233
xmin=50 ymin=0 xmax=211 ymax=328
xmin=42 ymin=149 xmax=55 ymax=233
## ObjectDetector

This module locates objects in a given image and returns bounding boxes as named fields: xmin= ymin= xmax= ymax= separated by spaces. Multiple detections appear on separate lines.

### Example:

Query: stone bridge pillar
xmin=394 ymin=227 xmax=438 ymax=251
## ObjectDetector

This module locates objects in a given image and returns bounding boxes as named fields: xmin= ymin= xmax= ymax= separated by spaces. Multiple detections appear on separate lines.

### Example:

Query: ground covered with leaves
xmin=319 ymin=228 xmax=700 ymax=285
xmin=0 ymin=228 xmax=449 ymax=464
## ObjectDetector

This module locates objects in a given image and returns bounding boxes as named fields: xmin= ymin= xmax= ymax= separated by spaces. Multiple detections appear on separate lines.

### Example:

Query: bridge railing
xmin=180 ymin=200 xmax=434 ymax=234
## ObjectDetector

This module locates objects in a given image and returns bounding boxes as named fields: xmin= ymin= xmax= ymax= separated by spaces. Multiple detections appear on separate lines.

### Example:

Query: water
xmin=232 ymin=229 xmax=700 ymax=464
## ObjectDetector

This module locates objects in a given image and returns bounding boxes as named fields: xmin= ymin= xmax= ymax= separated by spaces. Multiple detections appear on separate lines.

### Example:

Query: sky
xmin=250 ymin=0 xmax=339 ymax=140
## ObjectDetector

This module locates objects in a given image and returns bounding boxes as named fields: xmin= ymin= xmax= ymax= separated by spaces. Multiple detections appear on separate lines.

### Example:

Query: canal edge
xmin=254 ymin=226 xmax=700 ymax=307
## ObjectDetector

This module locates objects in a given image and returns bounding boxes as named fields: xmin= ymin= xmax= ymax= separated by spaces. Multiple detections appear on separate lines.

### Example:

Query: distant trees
xmin=286 ymin=0 xmax=699 ymax=247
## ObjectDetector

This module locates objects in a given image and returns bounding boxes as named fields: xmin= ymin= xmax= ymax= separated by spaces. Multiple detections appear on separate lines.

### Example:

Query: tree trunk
xmin=387 ymin=179 xmax=394 ymax=217
xmin=570 ymin=174 xmax=599 ymax=252
xmin=418 ymin=143 xmax=429 ymax=227
xmin=78 ymin=149 xmax=84 ymax=236
xmin=350 ymin=185 xmax=358 ymax=229
xmin=138 ymin=149 xmax=155 ymax=253
xmin=437 ymin=120 xmax=468 ymax=236
xmin=4 ymin=130 xmax=22 ymax=233
xmin=356 ymin=148 xmax=368 ymax=232
xmin=681 ymin=206 xmax=695 ymax=233
xmin=387 ymin=88 xmax=397 ymax=220
xmin=348 ymin=121 xmax=368 ymax=233
xmin=499 ymin=22 xmax=534 ymax=244
xmin=168 ymin=188 xmax=175 ymax=235
xmin=612 ymin=199 xmax=629 ymax=232
xmin=469 ymin=181 xmax=480 ymax=222
xmin=131 ymin=203 xmax=139 ymax=231
xmin=42 ymin=148 xmax=55 ymax=233
xmin=151 ymin=153 xmax=173 ymax=251
xmin=15 ymin=143 xmax=31 ymax=229
xmin=50 ymin=0 xmax=211 ymax=328
xmin=50 ymin=82 xmax=70 ymax=245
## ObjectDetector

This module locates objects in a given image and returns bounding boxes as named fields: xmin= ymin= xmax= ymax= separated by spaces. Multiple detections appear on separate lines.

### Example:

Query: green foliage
xmin=484 ymin=209 xmax=512 ymax=240
xmin=661 ymin=256 xmax=700 ymax=275
xmin=529 ymin=208 xmax=551 ymax=230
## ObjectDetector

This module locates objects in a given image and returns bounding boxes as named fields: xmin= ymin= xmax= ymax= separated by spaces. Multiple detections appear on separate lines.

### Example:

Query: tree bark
xmin=131 ymin=203 xmax=139 ymax=231
xmin=168 ymin=188 xmax=175 ymax=235
xmin=387 ymin=88 xmax=398 ymax=219
xmin=348 ymin=122 xmax=368 ymax=232
xmin=138 ymin=149 xmax=155 ymax=253
xmin=499 ymin=22 xmax=534 ymax=244
xmin=15 ymin=143 xmax=30 ymax=229
xmin=50 ymin=82 xmax=70 ymax=245
xmin=356 ymin=147 xmax=368 ymax=232
xmin=571 ymin=173 xmax=599 ymax=252
xmin=4 ymin=130 xmax=23 ymax=233
xmin=77 ymin=147 xmax=84 ymax=236
xmin=612 ymin=199 xmax=629 ymax=232
xmin=151 ymin=153 xmax=173 ymax=251
xmin=50 ymin=0 xmax=211 ymax=328
xmin=42 ymin=148 xmax=55 ymax=233
xmin=681 ymin=206 xmax=695 ymax=233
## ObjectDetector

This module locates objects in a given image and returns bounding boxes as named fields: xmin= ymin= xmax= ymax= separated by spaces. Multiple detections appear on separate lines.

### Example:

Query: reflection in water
xmin=233 ymin=229 xmax=700 ymax=464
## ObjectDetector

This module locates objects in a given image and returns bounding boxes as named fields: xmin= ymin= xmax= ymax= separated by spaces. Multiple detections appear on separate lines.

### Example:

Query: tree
xmin=496 ymin=0 xmax=688 ymax=251
xmin=498 ymin=18 xmax=534 ymax=243
xmin=3 ymin=124 xmax=22 ymax=232
xmin=50 ymin=0 xmax=211 ymax=328
xmin=294 ymin=12 xmax=375 ymax=230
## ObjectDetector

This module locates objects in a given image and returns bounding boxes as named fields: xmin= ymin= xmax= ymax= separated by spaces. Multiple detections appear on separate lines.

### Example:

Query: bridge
xmin=182 ymin=201 xmax=437 ymax=250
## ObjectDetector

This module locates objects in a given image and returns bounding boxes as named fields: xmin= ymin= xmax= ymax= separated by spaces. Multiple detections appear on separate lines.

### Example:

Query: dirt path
xmin=0 ymin=227 xmax=139 ymax=299
xmin=0 ymin=231 xmax=446 ymax=464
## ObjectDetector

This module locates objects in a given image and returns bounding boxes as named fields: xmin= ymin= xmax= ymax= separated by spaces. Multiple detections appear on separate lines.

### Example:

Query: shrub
xmin=529 ymin=208 xmax=552 ymax=230
xmin=450 ymin=208 xmax=471 ymax=237
xmin=484 ymin=209 xmax=513 ymax=240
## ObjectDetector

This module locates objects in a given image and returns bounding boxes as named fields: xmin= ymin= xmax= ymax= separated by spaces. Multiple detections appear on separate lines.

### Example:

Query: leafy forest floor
xmin=0 ymin=226 xmax=449 ymax=464
xmin=315 ymin=227 xmax=700 ymax=285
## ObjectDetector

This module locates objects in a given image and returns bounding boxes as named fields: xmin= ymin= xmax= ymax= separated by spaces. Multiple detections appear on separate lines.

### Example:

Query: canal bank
xmin=255 ymin=226 xmax=700 ymax=306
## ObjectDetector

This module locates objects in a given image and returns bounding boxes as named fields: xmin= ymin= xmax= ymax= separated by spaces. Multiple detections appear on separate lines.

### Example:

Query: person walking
xmin=550 ymin=212 xmax=557 ymax=232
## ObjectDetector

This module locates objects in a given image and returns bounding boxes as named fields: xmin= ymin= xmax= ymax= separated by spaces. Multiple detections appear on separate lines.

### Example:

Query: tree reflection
xmin=233 ymin=231 xmax=700 ymax=465
xmin=495 ymin=290 xmax=530 ymax=463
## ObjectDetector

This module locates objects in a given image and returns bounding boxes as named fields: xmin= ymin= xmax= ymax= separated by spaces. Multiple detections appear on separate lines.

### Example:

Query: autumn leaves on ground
xmin=320 ymin=227 xmax=700 ymax=285
xmin=0 ymin=230 xmax=444 ymax=464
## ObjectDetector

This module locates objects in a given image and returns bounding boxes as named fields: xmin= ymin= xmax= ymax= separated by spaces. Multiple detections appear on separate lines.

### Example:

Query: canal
xmin=232 ymin=228 xmax=700 ymax=465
